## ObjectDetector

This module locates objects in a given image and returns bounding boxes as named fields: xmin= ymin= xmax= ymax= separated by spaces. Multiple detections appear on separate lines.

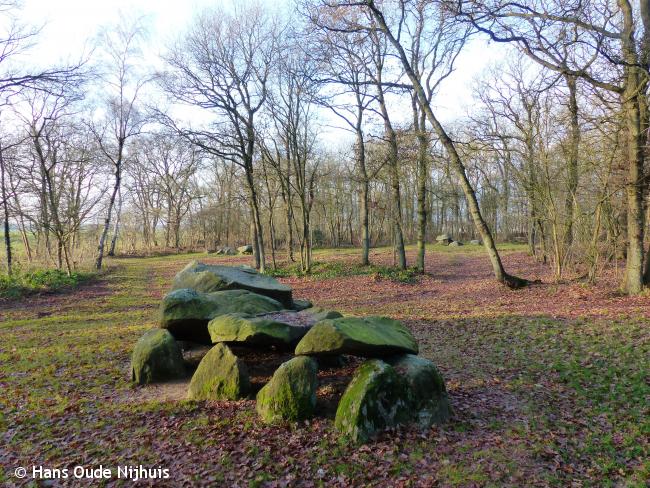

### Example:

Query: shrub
xmin=0 ymin=268 xmax=93 ymax=298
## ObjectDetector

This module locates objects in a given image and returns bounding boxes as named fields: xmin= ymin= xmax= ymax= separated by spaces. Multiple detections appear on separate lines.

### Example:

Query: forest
xmin=1 ymin=0 xmax=649 ymax=487
xmin=1 ymin=0 xmax=649 ymax=293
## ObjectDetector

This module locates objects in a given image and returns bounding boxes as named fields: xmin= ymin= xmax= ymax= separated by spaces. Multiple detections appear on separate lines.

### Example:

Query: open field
xmin=1 ymin=245 xmax=648 ymax=487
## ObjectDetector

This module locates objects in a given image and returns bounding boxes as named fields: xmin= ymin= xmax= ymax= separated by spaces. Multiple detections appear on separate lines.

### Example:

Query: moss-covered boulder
xmin=238 ymin=245 xmax=253 ymax=254
xmin=386 ymin=354 xmax=452 ymax=428
xmin=291 ymin=298 xmax=313 ymax=311
xmin=334 ymin=359 xmax=410 ymax=443
xmin=131 ymin=329 xmax=186 ymax=385
xmin=302 ymin=307 xmax=343 ymax=322
xmin=208 ymin=313 xmax=308 ymax=347
xmin=171 ymin=261 xmax=292 ymax=306
xmin=256 ymin=356 xmax=318 ymax=423
xmin=160 ymin=288 xmax=283 ymax=343
xmin=295 ymin=316 xmax=418 ymax=357
xmin=187 ymin=343 xmax=250 ymax=400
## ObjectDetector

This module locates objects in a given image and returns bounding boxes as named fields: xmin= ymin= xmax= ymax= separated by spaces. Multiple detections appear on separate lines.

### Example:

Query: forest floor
xmin=1 ymin=245 xmax=648 ymax=487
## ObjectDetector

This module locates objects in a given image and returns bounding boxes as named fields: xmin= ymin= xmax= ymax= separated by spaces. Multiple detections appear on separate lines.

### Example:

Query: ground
xmin=0 ymin=245 xmax=648 ymax=487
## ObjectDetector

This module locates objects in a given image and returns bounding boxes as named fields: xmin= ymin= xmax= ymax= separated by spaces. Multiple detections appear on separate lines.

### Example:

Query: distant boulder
xmin=291 ymin=298 xmax=313 ymax=311
xmin=238 ymin=245 xmax=253 ymax=255
xmin=469 ymin=239 xmax=482 ymax=245
xmin=436 ymin=234 xmax=453 ymax=245
xmin=449 ymin=241 xmax=463 ymax=247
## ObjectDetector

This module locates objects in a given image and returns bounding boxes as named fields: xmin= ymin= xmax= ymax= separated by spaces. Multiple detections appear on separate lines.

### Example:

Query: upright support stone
xmin=334 ymin=360 xmax=410 ymax=443
xmin=187 ymin=343 xmax=250 ymax=400
xmin=131 ymin=329 xmax=186 ymax=385
xmin=256 ymin=356 xmax=318 ymax=423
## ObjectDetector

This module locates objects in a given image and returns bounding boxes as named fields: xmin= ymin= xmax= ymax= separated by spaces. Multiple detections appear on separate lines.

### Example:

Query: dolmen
xmin=131 ymin=260 xmax=451 ymax=443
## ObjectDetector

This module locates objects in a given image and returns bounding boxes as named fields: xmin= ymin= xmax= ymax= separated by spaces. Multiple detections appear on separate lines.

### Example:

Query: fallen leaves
xmin=0 ymin=249 xmax=648 ymax=486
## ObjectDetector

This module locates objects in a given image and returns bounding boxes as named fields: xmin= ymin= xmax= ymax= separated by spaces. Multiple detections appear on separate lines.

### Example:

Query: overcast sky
xmin=17 ymin=0 xmax=505 ymax=146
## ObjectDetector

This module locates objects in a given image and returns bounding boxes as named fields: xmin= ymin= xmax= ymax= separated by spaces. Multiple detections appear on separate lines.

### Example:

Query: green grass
xmin=268 ymin=260 xmax=421 ymax=283
xmin=0 ymin=244 xmax=647 ymax=486
xmin=268 ymin=242 xmax=526 ymax=282
xmin=0 ymin=268 xmax=95 ymax=298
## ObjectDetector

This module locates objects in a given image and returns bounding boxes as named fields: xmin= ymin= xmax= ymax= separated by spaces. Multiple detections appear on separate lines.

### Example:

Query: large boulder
xmin=449 ymin=241 xmax=463 ymax=247
xmin=256 ymin=356 xmax=318 ymax=423
xmin=295 ymin=316 xmax=418 ymax=357
xmin=131 ymin=329 xmax=186 ymax=385
xmin=238 ymin=245 xmax=253 ymax=255
xmin=187 ymin=343 xmax=250 ymax=400
xmin=334 ymin=359 xmax=410 ymax=443
xmin=386 ymin=354 xmax=452 ymax=428
xmin=469 ymin=239 xmax=482 ymax=246
xmin=208 ymin=313 xmax=309 ymax=348
xmin=160 ymin=288 xmax=283 ymax=343
xmin=436 ymin=234 xmax=453 ymax=245
xmin=171 ymin=261 xmax=293 ymax=307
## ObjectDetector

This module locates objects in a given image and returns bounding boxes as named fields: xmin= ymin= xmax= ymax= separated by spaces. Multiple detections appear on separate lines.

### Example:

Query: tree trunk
xmin=563 ymin=75 xmax=579 ymax=251
xmin=373 ymin=45 xmax=406 ymax=269
xmin=245 ymin=167 xmax=266 ymax=273
xmin=357 ymin=129 xmax=370 ymax=266
xmin=619 ymin=1 xmax=647 ymax=293
xmin=415 ymin=104 xmax=428 ymax=272
xmin=96 ymin=164 xmax=121 ymax=270
xmin=108 ymin=188 xmax=122 ymax=257
xmin=0 ymin=148 xmax=11 ymax=275
xmin=369 ymin=3 xmax=526 ymax=287
xmin=621 ymin=92 xmax=645 ymax=294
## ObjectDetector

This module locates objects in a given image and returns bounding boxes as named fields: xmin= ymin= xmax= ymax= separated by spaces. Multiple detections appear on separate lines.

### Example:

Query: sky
xmin=16 ymin=0 xmax=505 ymax=146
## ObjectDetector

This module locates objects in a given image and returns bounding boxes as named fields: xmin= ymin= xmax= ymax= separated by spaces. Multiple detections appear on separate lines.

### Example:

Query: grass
xmin=268 ymin=260 xmax=422 ymax=283
xmin=0 ymin=268 xmax=95 ymax=298
xmin=268 ymin=242 xmax=526 ymax=282
xmin=0 ymin=244 xmax=647 ymax=486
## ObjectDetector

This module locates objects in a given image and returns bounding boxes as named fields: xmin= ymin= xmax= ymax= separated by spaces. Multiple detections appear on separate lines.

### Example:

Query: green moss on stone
xmin=208 ymin=313 xmax=307 ymax=347
xmin=131 ymin=329 xmax=185 ymax=385
xmin=187 ymin=343 xmax=250 ymax=400
xmin=295 ymin=316 xmax=418 ymax=357
xmin=304 ymin=307 xmax=343 ymax=322
xmin=256 ymin=356 xmax=318 ymax=423
xmin=171 ymin=261 xmax=293 ymax=306
xmin=160 ymin=288 xmax=283 ymax=343
xmin=334 ymin=359 xmax=411 ymax=443
xmin=386 ymin=354 xmax=452 ymax=428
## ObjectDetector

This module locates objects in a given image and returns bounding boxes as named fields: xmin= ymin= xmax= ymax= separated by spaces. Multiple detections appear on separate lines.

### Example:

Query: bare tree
xmin=92 ymin=18 xmax=149 ymax=270
xmin=315 ymin=0 xmax=527 ymax=287
xmin=261 ymin=35 xmax=321 ymax=271
xmin=0 ymin=0 xmax=85 ymax=273
xmin=306 ymin=7 xmax=379 ymax=265
xmin=457 ymin=0 xmax=650 ymax=292
xmin=159 ymin=3 xmax=281 ymax=273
